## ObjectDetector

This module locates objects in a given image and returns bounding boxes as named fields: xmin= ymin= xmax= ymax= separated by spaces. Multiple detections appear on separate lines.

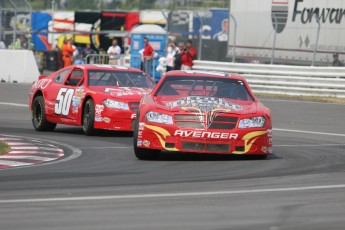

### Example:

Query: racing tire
xmin=32 ymin=96 xmax=57 ymax=131
xmin=133 ymin=117 xmax=161 ymax=160
xmin=82 ymin=99 xmax=96 ymax=136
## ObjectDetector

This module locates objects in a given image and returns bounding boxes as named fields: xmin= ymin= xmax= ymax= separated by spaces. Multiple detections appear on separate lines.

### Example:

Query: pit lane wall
xmin=0 ymin=50 xmax=40 ymax=83
xmin=192 ymin=61 xmax=345 ymax=98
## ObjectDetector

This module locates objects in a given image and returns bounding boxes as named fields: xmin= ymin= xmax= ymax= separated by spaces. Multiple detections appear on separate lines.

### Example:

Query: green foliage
xmin=0 ymin=141 xmax=11 ymax=156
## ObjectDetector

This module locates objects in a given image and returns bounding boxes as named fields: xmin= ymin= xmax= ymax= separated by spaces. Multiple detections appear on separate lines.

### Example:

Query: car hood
xmin=153 ymin=96 xmax=257 ymax=115
xmin=88 ymin=86 xmax=152 ymax=100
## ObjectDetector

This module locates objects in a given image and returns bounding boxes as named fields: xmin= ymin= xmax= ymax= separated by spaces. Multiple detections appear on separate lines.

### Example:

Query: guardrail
xmin=193 ymin=60 xmax=345 ymax=98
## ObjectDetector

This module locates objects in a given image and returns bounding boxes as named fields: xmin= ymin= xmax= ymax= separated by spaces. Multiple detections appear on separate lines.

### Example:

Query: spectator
xmin=61 ymin=38 xmax=75 ymax=67
xmin=181 ymin=40 xmax=197 ymax=70
xmin=0 ymin=39 xmax=6 ymax=49
xmin=139 ymin=48 xmax=144 ymax=70
xmin=83 ymin=44 xmax=95 ymax=57
xmin=165 ymin=42 xmax=177 ymax=72
xmin=9 ymin=35 xmax=33 ymax=50
xmin=83 ymin=44 xmax=96 ymax=63
xmin=143 ymin=37 xmax=154 ymax=73
xmin=70 ymin=38 xmax=78 ymax=62
xmin=332 ymin=53 xmax=343 ymax=66
xmin=107 ymin=39 xmax=121 ymax=65
xmin=174 ymin=42 xmax=184 ymax=70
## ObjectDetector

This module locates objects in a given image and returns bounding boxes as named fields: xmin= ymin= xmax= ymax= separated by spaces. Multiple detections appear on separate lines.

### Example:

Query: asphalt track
xmin=1 ymin=83 xmax=345 ymax=230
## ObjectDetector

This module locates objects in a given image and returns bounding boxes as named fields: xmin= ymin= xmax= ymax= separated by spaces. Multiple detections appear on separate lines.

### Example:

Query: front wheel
xmin=82 ymin=99 xmax=96 ymax=136
xmin=133 ymin=117 xmax=161 ymax=160
xmin=32 ymin=96 xmax=56 ymax=131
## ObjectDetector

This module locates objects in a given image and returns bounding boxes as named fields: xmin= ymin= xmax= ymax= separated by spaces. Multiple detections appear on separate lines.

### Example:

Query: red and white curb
xmin=0 ymin=136 xmax=64 ymax=169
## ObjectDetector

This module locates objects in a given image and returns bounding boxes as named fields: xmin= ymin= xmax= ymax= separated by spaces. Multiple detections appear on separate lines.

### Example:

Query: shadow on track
xmin=143 ymin=152 xmax=279 ymax=162
xmin=54 ymin=127 xmax=133 ymax=137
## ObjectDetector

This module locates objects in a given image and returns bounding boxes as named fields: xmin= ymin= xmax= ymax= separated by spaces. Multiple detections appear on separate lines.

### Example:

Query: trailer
xmin=228 ymin=0 xmax=345 ymax=65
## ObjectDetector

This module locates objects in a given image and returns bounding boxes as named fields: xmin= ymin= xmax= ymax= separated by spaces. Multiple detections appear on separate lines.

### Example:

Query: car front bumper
xmin=136 ymin=123 xmax=273 ymax=155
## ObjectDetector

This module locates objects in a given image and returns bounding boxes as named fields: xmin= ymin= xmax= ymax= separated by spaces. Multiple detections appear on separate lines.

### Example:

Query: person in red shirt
xmin=142 ymin=37 xmax=154 ymax=74
xmin=181 ymin=40 xmax=197 ymax=70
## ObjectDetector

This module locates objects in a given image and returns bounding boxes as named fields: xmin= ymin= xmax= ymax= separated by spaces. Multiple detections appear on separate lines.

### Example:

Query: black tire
xmin=82 ymin=99 xmax=96 ymax=136
xmin=32 ymin=96 xmax=57 ymax=131
xmin=133 ymin=117 xmax=161 ymax=160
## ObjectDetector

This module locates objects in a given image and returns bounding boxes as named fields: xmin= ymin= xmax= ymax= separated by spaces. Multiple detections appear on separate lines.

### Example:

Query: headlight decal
xmin=146 ymin=112 xmax=173 ymax=125
xmin=103 ymin=99 xmax=129 ymax=110
xmin=233 ymin=131 xmax=267 ymax=154
xmin=239 ymin=116 xmax=266 ymax=128
xmin=145 ymin=124 xmax=178 ymax=151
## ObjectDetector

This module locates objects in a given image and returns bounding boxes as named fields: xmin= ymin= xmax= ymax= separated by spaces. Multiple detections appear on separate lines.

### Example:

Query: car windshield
xmin=88 ymin=70 xmax=155 ymax=88
xmin=155 ymin=76 xmax=254 ymax=101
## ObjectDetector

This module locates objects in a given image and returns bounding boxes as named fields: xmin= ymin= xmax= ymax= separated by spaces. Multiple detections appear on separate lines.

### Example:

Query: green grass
xmin=255 ymin=93 xmax=345 ymax=104
xmin=0 ymin=141 xmax=11 ymax=155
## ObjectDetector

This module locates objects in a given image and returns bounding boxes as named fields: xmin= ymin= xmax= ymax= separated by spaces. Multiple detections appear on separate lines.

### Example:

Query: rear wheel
xmin=133 ymin=117 xmax=161 ymax=160
xmin=82 ymin=99 xmax=96 ymax=136
xmin=32 ymin=96 xmax=56 ymax=131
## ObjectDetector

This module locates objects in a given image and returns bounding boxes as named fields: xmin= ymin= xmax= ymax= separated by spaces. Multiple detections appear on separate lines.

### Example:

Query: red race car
xmin=133 ymin=70 xmax=272 ymax=160
xmin=29 ymin=64 xmax=155 ymax=135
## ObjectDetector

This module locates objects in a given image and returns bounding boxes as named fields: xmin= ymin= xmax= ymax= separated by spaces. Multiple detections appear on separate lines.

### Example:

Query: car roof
xmin=74 ymin=64 xmax=142 ymax=72
xmin=164 ymin=70 xmax=246 ymax=81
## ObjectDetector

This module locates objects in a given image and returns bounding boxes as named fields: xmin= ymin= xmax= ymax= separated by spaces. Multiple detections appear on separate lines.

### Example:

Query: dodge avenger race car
xmin=29 ymin=64 xmax=155 ymax=135
xmin=133 ymin=70 xmax=272 ymax=160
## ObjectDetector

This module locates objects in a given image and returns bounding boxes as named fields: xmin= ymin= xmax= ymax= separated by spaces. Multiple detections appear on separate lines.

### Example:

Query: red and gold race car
xmin=29 ymin=64 xmax=155 ymax=135
xmin=133 ymin=70 xmax=272 ymax=160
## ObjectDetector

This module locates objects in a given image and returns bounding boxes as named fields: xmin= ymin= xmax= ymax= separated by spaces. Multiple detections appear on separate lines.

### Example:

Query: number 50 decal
xmin=55 ymin=88 xmax=75 ymax=116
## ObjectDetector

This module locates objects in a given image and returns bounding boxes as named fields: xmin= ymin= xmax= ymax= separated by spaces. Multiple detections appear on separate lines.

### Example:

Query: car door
xmin=54 ymin=68 xmax=85 ymax=124
xmin=44 ymin=67 xmax=72 ymax=122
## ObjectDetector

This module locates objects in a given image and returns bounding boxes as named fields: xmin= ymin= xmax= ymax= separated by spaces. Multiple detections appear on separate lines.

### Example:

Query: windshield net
xmin=88 ymin=70 xmax=155 ymax=88
xmin=156 ymin=76 xmax=254 ymax=101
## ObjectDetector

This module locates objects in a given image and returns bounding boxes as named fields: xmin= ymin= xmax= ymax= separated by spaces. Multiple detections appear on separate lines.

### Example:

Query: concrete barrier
xmin=0 ymin=50 xmax=40 ymax=83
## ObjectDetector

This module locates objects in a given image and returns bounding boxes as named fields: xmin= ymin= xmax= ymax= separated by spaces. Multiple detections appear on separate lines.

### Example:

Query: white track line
xmin=274 ymin=128 xmax=345 ymax=137
xmin=8 ymin=151 xmax=64 ymax=156
xmin=0 ymin=155 xmax=56 ymax=161
xmin=0 ymin=184 xmax=345 ymax=204
xmin=0 ymin=160 xmax=33 ymax=167
xmin=5 ymin=142 xmax=34 ymax=146
xmin=77 ymin=146 xmax=132 ymax=149
xmin=10 ymin=146 xmax=62 ymax=151
xmin=0 ymin=102 xmax=27 ymax=107
xmin=0 ymin=138 xmax=21 ymax=141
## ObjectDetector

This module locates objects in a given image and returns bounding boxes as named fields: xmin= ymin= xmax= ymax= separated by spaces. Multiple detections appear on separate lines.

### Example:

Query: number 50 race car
xmin=29 ymin=64 xmax=155 ymax=135
xmin=133 ymin=70 xmax=272 ymax=160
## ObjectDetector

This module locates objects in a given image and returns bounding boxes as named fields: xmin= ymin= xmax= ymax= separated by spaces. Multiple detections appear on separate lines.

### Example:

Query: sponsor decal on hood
xmin=168 ymin=96 xmax=242 ymax=128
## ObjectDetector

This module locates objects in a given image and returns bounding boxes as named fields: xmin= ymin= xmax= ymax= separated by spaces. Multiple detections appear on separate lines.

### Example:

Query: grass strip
xmin=0 ymin=141 xmax=11 ymax=155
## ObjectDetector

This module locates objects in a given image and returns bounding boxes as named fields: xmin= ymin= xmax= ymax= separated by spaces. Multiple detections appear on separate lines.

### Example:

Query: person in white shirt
xmin=107 ymin=39 xmax=121 ymax=65
xmin=0 ymin=40 xmax=6 ymax=49
xmin=165 ymin=42 xmax=177 ymax=72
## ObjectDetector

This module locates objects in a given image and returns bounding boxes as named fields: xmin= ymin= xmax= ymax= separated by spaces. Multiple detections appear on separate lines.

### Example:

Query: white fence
xmin=193 ymin=61 xmax=345 ymax=98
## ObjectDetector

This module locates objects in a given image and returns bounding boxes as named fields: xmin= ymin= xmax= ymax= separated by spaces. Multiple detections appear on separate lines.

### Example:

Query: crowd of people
xmin=0 ymin=35 xmax=34 ymax=50
xmin=1 ymin=34 xmax=343 ymax=69
xmin=139 ymin=37 xmax=197 ymax=75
